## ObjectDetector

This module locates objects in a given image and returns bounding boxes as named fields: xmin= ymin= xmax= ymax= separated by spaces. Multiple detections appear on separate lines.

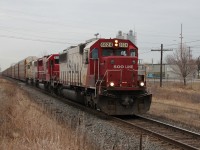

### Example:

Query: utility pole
xmin=188 ymin=46 xmax=192 ymax=60
xmin=197 ymin=56 xmax=200 ymax=79
xmin=180 ymin=24 xmax=183 ymax=58
xmin=151 ymin=44 xmax=173 ymax=87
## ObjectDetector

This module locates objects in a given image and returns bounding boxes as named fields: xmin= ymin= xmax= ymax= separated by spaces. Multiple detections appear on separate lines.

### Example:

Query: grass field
xmin=0 ymin=78 xmax=72 ymax=150
xmin=148 ymin=81 xmax=200 ymax=129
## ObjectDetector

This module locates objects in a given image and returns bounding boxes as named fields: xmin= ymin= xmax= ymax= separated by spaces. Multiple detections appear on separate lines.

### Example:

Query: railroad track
xmin=114 ymin=115 xmax=200 ymax=150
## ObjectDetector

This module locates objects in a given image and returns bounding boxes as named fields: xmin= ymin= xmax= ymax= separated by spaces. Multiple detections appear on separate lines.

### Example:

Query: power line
xmin=0 ymin=28 xmax=82 ymax=42
xmin=139 ymin=51 xmax=152 ymax=55
xmin=0 ymin=25 xmax=93 ymax=35
xmin=0 ymin=34 xmax=75 ymax=44
xmin=160 ymin=40 xmax=200 ymax=48
xmin=0 ymin=7 xmax=47 ymax=18
xmin=190 ymin=45 xmax=200 ymax=48
xmin=185 ymin=40 xmax=200 ymax=43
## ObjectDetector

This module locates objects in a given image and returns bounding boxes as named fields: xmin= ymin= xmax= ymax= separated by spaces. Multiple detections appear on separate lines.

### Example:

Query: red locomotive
xmin=2 ymin=38 xmax=152 ymax=115
xmin=36 ymin=54 xmax=59 ymax=91
xmin=58 ymin=38 xmax=152 ymax=115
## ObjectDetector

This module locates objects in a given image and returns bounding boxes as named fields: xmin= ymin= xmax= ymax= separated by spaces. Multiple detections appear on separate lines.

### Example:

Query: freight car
xmin=2 ymin=38 xmax=152 ymax=115
xmin=3 ymin=56 xmax=37 ymax=81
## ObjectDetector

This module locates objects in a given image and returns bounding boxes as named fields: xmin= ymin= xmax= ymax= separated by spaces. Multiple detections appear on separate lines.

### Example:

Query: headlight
xmin=110 ymin=82 xmax=115 ymax=87
xmin=114 ymin=40 xmax=118 ymax=47
xmin=139 ymin=81 xmax=145 ymax=87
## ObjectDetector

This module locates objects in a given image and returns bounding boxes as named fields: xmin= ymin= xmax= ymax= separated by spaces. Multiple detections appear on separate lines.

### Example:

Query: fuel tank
xmin=62 ymin=89 xmax=84 ymax=104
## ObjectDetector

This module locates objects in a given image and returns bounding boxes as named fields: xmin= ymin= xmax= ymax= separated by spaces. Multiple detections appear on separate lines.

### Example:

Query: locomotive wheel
xmin=90 ymin=101 xmax=95 ymax=109
xmin=44 ymin=83 xmax=48 ymax=90
xmin=57 ymin=86 xmax=63 ymax=96
xmin=85 ymin=94 xmax=95 ymax=108
xmin=54 ymin=88 xmax=58 ymax=95
xmin=91 ymin=93 xmax=97 ymax=109
xmin=35 ymin=81 xmax=39 ymax=87
xmin=31 ymin=79 xmax=34 ymax=85
xmin=84 ymin=96 xmax=89 ymax=106
xmin=49 ymin=86 xmax=54 ymax=94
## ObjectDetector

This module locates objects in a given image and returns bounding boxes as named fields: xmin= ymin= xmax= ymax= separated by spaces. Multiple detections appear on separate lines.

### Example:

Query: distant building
xmin=142 ymin=64 xmax=197 ymax=79
xmin=116 ymin=30 xmax=137 ymax=45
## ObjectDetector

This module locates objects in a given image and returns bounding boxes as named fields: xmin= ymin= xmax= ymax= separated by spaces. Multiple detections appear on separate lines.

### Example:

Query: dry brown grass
xmin=0 ymin=78 xmax=75 ymax=150
xmin=148 ymin=81 xmax=200 ymax=129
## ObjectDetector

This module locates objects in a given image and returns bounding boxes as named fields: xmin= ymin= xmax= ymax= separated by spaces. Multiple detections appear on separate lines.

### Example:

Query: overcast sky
xmin=0 ymin=0 xmax=200 ymax=70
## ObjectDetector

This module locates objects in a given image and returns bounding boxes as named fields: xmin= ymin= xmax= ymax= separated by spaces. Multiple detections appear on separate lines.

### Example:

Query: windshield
xmin=102 ymin=49 xmax=127 ymax=56
xmin=55 ymin=58 xmax=59 ymax=64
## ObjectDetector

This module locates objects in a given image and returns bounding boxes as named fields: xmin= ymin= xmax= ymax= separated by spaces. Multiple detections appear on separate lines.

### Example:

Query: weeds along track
xmin=5 ymin=77 xmax=200 ymax=149
xmin=25 ymin=84 xmax=200 ymax=149
xmin=153 ymin=101 xmax=200 ymax=114
xmin=115 ymin=115 xmax=200 ymax=150
xmin=22 ymin=85 xmax=187 ymax=149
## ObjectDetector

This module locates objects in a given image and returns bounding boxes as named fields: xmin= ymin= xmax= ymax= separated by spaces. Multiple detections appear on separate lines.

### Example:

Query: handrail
xmin=95 ymin=68 xmax=146 ymax=96
xmin=97 ymin=69 xmax=122 ymax=96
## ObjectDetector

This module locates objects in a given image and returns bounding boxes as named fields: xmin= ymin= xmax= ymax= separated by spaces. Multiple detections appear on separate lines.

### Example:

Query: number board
xmin=119 ymin=43 xmax=128 ymax=48
xmin=54 ymin=56 xmax=59 ymax=59
xmin=100 ymin=42 xmax=113 ymax=47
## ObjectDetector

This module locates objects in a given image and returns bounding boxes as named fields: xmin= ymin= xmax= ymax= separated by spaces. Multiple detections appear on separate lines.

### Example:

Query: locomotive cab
xmin=46 ymin=55 xmax=59 ymax=82
xmin=36 ymin=54 xmax=60 ymax=91
xmin=88 ymin=39 xmax=146 ymax=90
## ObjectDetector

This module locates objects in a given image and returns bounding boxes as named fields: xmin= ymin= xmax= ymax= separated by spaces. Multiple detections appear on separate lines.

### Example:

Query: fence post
xmin=140 ymin=134 xmax=143 ymax=150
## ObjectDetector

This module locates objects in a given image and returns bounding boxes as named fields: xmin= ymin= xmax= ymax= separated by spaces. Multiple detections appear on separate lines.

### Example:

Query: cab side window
xmin=130 ymin=49 xmax=137 ymax=57
xmin=83 ymin=50 xmax=89 ymax=64
xmin=91 ymin=48 xmax=98 ymax=59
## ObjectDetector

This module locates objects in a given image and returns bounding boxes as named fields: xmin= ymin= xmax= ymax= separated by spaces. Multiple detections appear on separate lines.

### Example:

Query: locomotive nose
xmin=104 ymin=57 xmax=137 ymax=88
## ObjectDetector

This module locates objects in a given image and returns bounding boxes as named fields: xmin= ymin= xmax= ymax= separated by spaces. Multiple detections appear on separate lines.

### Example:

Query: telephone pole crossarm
xmin=151 ymin=49 xmax=173 ymax=51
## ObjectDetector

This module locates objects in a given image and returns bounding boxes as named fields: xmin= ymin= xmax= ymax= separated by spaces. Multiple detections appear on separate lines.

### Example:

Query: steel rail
xmin=137 ymin=115 xmax=200 ymax=137
xmin=113 ymin=116 xmax=200 ymax=150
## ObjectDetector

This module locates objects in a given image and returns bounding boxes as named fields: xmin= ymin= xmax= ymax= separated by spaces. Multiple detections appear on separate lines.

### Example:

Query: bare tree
xmin=166 ymin=44 xmax=197 ymax=85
